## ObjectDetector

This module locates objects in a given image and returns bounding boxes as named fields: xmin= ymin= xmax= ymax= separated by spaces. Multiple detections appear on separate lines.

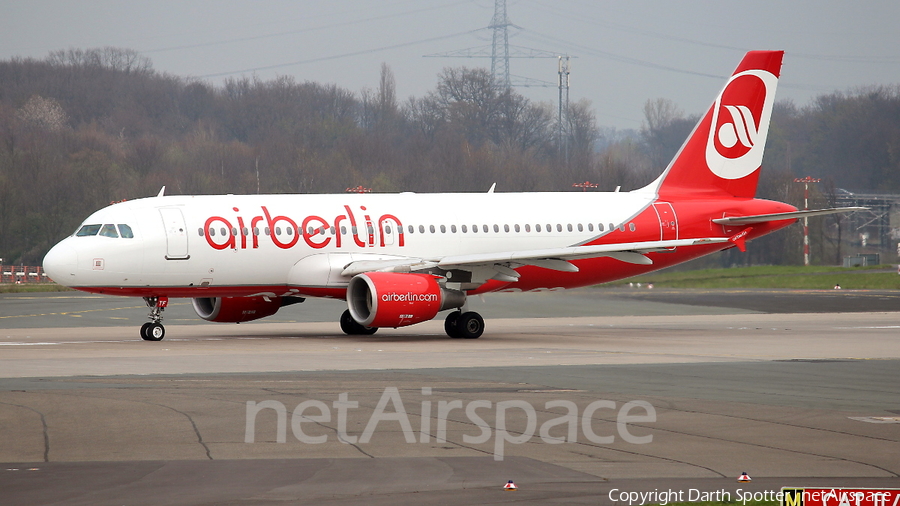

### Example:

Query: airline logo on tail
xmin=705 ymin=69 xmax=778 ymax=180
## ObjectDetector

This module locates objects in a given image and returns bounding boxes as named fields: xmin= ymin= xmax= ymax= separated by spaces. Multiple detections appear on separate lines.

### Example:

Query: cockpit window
xmin=76 ymin=224 xmax=102 ymax=237
xmin=117 ymin=224 xmax=134 ymax=238
xmin=99 ymin=224 xmax=118 ymax=238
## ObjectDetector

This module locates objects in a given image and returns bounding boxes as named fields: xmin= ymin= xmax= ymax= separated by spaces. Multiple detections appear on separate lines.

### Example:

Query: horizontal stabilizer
xmin=712 ymin=207 xmax=867 ymax=225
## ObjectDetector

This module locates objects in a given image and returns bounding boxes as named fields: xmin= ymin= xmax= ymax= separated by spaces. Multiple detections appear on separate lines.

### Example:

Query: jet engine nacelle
xmin=192 ymin=296 xmax=283 ymax=323
xmin=347 ymin=272 xmax=465 ymax=328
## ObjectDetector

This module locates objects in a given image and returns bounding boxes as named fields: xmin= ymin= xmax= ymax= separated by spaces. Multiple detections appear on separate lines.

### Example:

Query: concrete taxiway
xmin=1 ymin=289 xmax=899 ymax=505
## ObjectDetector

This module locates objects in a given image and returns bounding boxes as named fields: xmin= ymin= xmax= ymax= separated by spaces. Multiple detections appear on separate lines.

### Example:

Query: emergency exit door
xmin=159 ymin=208 xmax=190 ymax=260
xmin=652 ymin=202 xmax=678 ymax=241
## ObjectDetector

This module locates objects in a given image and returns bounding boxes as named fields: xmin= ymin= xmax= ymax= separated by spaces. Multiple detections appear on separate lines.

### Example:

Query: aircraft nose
xmin=43 ymin=241 xmax=78 ymax=285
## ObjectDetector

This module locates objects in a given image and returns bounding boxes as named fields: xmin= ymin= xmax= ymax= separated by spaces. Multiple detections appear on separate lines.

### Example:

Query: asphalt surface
xmin=1 ymin=288 xmax=899 ymax=505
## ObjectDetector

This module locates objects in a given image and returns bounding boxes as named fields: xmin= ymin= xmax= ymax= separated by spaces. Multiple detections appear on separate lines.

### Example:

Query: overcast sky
xmin=2 ymin=0 xmax=898 ymax=129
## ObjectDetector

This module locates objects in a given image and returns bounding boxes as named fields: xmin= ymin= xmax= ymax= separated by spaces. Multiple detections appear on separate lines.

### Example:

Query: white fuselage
xmin=44 ymin=190 xmax=666 ymax=295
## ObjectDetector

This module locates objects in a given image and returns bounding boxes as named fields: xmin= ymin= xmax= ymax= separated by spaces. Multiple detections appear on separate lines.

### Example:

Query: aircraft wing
xmin=712 ymin=207 xmax=867 ymax=225
xmin=340 ymin=237 xmax=729 ymax=277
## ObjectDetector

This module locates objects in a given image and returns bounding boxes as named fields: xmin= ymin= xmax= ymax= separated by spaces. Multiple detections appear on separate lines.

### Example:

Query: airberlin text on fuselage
xmin=203 ymin=205 xmax=405 ymax=251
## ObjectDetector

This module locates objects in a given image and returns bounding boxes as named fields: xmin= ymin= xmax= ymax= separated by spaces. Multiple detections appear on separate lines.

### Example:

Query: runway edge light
xmin=504 ymin=480 xmax=518 ymax=491
xmin=738 ymin=472 xmax=752 ymax=482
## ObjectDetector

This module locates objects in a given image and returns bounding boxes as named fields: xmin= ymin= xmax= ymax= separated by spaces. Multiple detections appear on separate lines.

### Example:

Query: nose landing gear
xmin=141 ymin=296 xmax=168 ymax=341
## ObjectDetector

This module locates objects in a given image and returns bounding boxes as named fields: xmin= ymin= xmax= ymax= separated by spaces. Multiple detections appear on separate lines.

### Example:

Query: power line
xmin=425 ymin=0 xmax=564 ymax=89
xmin=196 ymin=28 xmax=482 ymax=79
xmin=143 ymin=0 xmax=472 ymax=54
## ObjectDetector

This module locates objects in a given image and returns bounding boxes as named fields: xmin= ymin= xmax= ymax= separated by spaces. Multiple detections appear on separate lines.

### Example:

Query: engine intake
xmin=347 ymin=272 xmax=465 ymax=328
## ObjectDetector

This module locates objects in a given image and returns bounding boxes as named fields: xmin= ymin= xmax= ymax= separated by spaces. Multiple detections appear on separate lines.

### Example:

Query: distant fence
xmin=0 ymin=266 xmax=50 ymax=284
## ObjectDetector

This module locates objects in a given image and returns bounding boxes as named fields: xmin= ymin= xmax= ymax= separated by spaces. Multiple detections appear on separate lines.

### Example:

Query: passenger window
xmin=197 ymin=228 xmax=203 ymax=237
xmin=419 ymin=225 xmax=426 ymax=233
xmin=588 ymin=223 xmax=594 ymax=232
xmin=536 ymin=224 xmax=542 ymax=232
xmin=547 ymin=224 xmax=552 ymax=232
xmin=209 ymin=228 xmax=216 ymax=237
xmin=483 ymin=224 xmax=489 ymax=233
xmin=598 ymin=223 xmax=604 ymax=232
xmin=472 ymin=225 xmax=478 ymax=233
xmin=385 ymin=226 xmax=392 ymax=234
xmin=99 ymin=224 xmax=118 ymax=238
xmin=275 ymin=227 xmax=282 ymax=236
xmin=440 ymin=225 xmax=446 ymax=233
xmin=493 ymin=224 xmax=500 ymax=233
xmin=461 ymin=225 xmax=468 ymax=233
xmin=265 ymin=227 xmax=270 ymax=235
xmin=514 ymin=224 xmax=520 ymax=232
xmin=430 ymin=225 xmax=436 ymax=233
xmin=567 ymin=224 xmax=573 ymax=232
xmin=117 ymin=223 xmax=134 ymax=238
xmin=221 ymin=227 xmax=228 ymax=236
xmin=629 ymin=223 xmax=636 ymax=232
xmin=451 ymin=225 xmax=457 ymax=233
xmin=504 ymin=224 xmax=510 ymax=233
xmin=76 ymin=224 xmax=101 ymax=237
xmin=525 ymin=224 xmax=531 ymax=232
xmin=577 ymin=224 xmax=583 ymax=232
xmin=407 ymin=225 xmax=414 ymax=234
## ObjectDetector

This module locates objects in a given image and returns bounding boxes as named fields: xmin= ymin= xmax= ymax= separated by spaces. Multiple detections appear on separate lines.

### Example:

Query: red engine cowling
xmin=192 ymin=296 xmax=282 ymax=323
xmin=347 ymin=272 xmax=465 ymax=328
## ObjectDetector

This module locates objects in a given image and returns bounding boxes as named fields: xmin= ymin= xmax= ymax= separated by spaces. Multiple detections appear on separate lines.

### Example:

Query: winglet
xmin=156 ymin=186 xmax=166 ymax=197
xmin=487 ymin=183 xmax=496 ymax=194
xmin=729 ymin=227 xmax=753 ymax=252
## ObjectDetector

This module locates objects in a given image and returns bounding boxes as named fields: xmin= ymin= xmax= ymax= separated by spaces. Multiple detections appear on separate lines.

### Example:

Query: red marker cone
xmin=738 ymin=472 xmax=751 ymax=482
xmin=504 ymin=480 xmax=518 ymax=491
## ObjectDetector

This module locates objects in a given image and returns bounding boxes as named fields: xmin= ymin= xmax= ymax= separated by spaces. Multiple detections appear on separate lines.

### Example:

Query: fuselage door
xmin=159 ymin=208 xmax=190 ymax=260
xmin=652 ymin=202 xmax=678 ymax=241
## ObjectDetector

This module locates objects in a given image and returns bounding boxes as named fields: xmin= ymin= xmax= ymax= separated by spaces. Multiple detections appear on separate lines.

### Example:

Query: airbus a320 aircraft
xmin=43 ymin=51 xmax=859 ymax=341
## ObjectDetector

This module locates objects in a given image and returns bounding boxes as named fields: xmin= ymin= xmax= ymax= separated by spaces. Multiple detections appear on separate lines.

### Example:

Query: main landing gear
xmin=444 ymin=311 xmax=484 ymax=339
xmin=141 ymin=296 xmax=168 ymax=341
xmin=338 ymin=309 xmax=485 ymax=338
xmin=340 ymin=309 xmax=378 ymax=335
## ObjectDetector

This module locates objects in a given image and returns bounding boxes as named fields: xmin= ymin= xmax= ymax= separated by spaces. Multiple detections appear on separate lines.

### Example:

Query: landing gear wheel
xmin=456 ymin=311 xmax=484 ymax=339
xmin=445 ymin=311 xmax=463 ymax=338
xmin=142 ymin=296 xmax=168 ymax=341
xmin=144 ymin=322 xmax=165 ymax=341
xmin=340 ymin=309 xmax=378 ymax=336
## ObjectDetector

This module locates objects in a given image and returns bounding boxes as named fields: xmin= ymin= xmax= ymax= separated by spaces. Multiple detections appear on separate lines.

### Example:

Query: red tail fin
xmin=649 ymin=51 xmax=784 ymax=199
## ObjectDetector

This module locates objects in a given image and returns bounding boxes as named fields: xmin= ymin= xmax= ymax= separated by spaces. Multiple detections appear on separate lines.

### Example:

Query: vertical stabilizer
xmin=645 ymin=51 xmax=784 ymax=199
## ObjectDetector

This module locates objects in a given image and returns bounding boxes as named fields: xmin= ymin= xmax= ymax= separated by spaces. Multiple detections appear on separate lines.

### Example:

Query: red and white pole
xmin=794 ymin=176 xmax=821 ymax=266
